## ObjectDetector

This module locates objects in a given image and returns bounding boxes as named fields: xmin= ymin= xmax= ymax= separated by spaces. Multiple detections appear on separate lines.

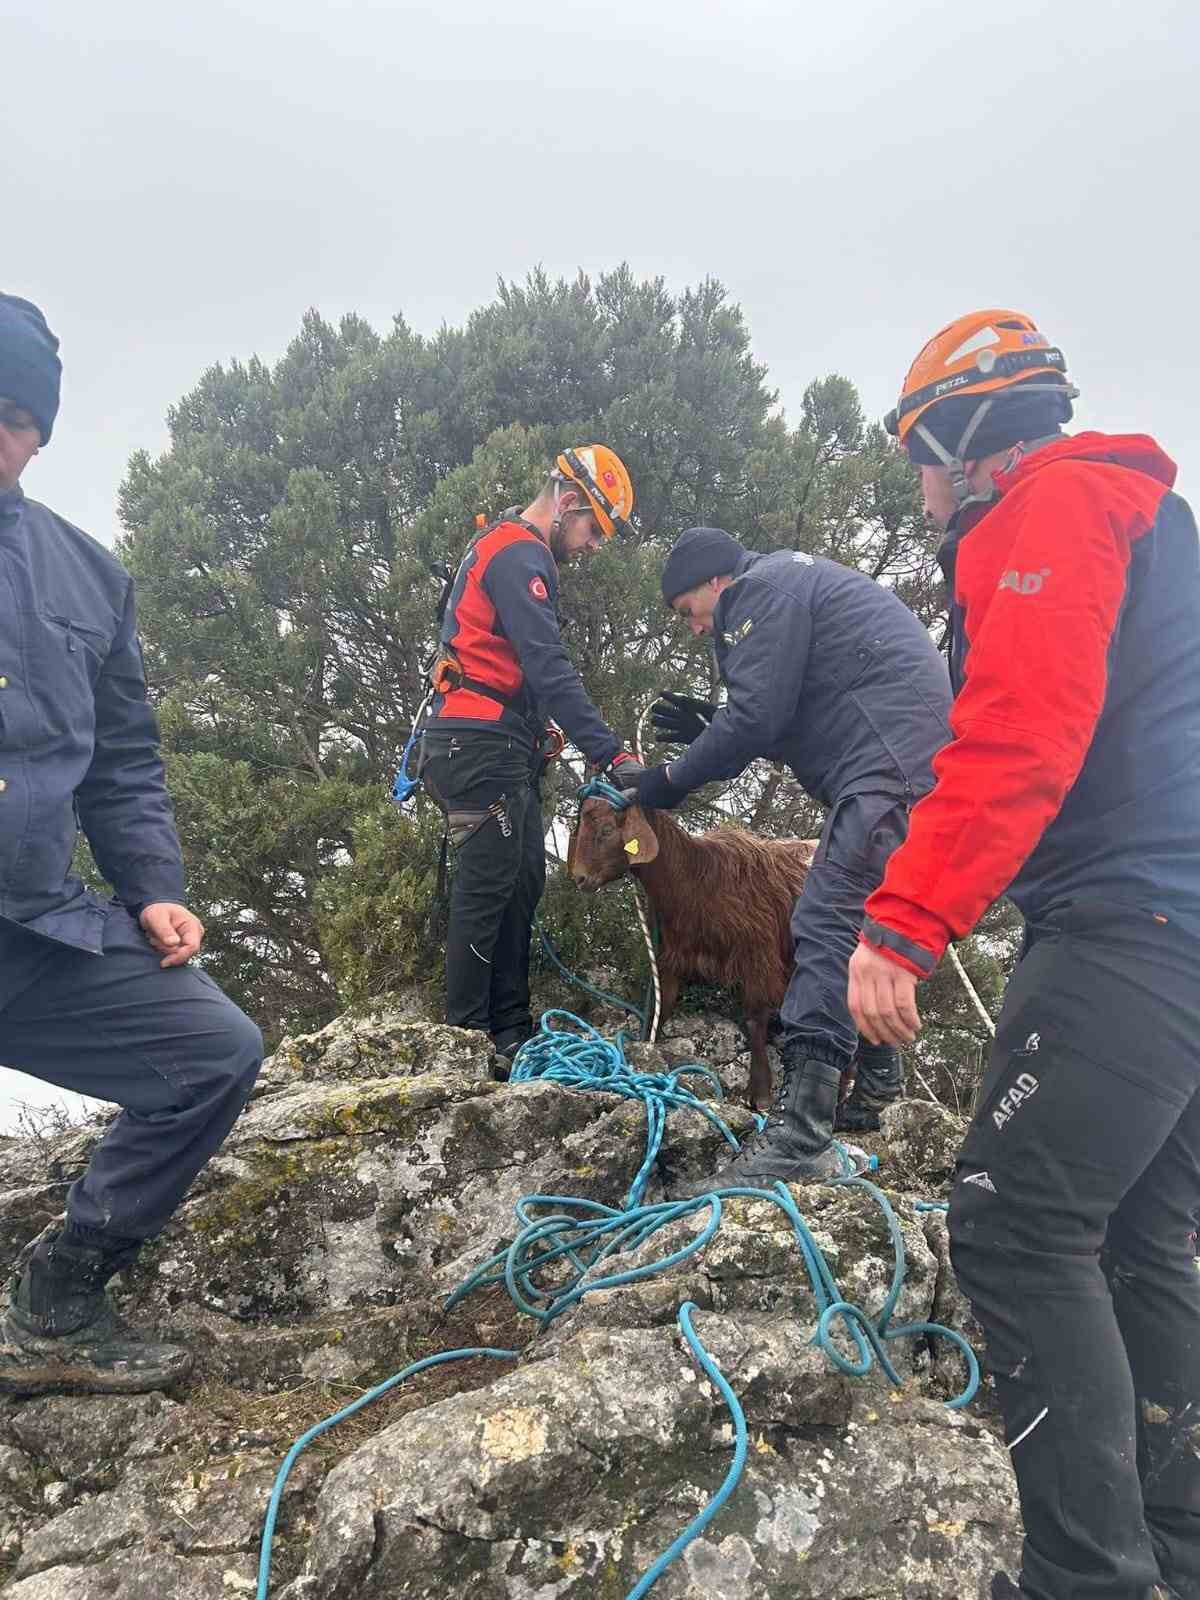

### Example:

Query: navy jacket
xmin=669 ymin=550 xmax=952 ymax=809
xmin=0 ymin=487 xmax=185 ymax=953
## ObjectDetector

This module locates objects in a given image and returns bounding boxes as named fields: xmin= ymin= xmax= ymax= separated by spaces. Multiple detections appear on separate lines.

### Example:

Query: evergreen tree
xmin=118 ymin=268 xmax=1013 ymax=1079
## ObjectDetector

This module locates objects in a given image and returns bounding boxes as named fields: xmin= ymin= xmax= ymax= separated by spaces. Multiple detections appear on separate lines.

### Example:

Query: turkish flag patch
xmin=528 ymin=576 xmax=549 ymax=601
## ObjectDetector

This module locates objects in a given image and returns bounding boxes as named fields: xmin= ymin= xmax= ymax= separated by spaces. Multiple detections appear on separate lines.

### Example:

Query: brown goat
xmin=568 ymin=796 xmax=817 ymax=1109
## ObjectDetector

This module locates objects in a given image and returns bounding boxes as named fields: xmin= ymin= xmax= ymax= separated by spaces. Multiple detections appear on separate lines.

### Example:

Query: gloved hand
xmin=625 ymin=763 xmax=689 ymax=811
xmin=604 ymin=751 xmax=647 ymax=789
xmin=649 ymin=690 xmax=718 ymax=746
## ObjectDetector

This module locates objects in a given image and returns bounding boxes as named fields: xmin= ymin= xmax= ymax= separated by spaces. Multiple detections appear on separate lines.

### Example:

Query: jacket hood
xmin=996 ymin=431 xmax=1177 ymax=494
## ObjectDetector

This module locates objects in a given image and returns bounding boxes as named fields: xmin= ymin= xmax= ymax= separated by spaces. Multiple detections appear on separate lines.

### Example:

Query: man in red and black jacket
xmin=421 ymin=446 xmax=644 ymax=1072
xmin=848 ymin=309 xmax=1200 ymax=1600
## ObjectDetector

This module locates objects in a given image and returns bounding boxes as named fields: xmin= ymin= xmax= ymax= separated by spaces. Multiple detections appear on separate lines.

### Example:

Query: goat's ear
xmin=619 ymin=805 xmax=659 ymax=865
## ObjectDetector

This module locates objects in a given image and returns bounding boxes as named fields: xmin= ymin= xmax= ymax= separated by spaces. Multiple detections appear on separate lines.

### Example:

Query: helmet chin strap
xmin=913 ymin=396 xmax=998 ymax=510
xmin=548 ymin=480 xmax=565 ymax=542
xmin=912 ymin=379 xmax=1081 ymax=508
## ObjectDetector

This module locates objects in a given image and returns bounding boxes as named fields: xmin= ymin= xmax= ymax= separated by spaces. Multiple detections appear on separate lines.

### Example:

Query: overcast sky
xmin=2 ymin=0 xmax=1198 ymax=1123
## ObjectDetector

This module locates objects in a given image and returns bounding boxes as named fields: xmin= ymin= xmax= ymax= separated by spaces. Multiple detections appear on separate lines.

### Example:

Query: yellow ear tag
xmin=624 ymin=838 xmax=639 ymax=857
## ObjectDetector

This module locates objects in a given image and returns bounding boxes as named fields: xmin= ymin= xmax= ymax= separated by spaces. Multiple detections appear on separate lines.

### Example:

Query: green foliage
xmin=118 ymin=266 xmax=1003 ymax=1080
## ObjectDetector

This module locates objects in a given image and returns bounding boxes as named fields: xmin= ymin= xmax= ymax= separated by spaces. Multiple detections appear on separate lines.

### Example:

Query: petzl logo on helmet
xmin=932 ymin=372 xmax=973 ymax=400
xmin=528 ymin=576 xmax=549 ymax=601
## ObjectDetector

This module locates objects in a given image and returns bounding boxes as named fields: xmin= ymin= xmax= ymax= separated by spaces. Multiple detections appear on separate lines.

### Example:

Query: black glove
xmin=649 ymin=690 xmax=718 ymax=746
xmin=604 ymin=752 xmax=647 ymax=790
xmin=630 ymin=763 xmax=689 ymax=811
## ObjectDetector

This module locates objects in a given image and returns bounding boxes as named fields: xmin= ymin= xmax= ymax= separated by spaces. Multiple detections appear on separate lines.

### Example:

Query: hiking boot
xmin=491 ymin=1026 xmax=534 ymax=1082
xmin=671 ymin=1049 xmax=850 ymax=1198
xmin=0 ymin=1226 xmax=192 ymax=1397
xmin=836 ymin=1042 xmax=904 ymax=1133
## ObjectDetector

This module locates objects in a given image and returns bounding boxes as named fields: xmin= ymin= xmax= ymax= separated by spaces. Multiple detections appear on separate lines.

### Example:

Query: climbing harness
xmin=255 ymin=1010 xmax=979 ymax=1599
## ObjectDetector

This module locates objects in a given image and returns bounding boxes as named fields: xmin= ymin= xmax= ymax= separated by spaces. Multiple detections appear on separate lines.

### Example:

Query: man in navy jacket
xmin=623 ymin=527 xmax=951 ymax=1191
xmin=0 ymin=294 xmax=262 ymax=1396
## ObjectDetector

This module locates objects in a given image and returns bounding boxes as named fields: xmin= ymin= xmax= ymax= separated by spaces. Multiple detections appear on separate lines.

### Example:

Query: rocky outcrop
xmin=0 ymin=1006 xmax=1016 ymax=1598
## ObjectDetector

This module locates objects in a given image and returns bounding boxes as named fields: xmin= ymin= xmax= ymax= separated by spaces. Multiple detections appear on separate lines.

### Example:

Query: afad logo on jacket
xmin=998 ymin=567 xmax=1051 ymax=596
xmin=528 ymin=576 xmax=549 ymax=602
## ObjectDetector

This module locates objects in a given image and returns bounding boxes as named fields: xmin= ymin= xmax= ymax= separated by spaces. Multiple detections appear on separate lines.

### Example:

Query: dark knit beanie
xmin=661 ymin=526 xmax=746 ymax=605
xmin=906 ymin=374 xmax=1073 ymax=467
xmin=0 ymin=295 xmax=62 ymax=444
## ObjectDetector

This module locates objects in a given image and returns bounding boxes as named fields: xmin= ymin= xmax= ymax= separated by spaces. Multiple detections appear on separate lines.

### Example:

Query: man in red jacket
xmin=849 ymin=309 xmax=1200 ymax=1600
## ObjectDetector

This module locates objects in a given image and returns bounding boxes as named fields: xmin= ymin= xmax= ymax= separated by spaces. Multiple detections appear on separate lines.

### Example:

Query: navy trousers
xmin=0 ymin=906 xmax=262 ymax=1243
xmin=949 ymin=904 xmax=1200 ymax=1600
xmin=781 ymin=791 xmax=909 ymax=1063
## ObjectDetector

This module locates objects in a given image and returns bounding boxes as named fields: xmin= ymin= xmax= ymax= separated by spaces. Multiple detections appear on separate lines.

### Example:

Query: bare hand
xmin=848 ymin=941 xmax=923 ymax=1046
xmin=139 ymin=902 xmax=205 ymax=968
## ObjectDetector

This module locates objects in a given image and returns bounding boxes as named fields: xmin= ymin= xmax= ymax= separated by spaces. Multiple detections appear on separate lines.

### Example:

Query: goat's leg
xmin=746 ymin=1009 xmax=773 ymax=1111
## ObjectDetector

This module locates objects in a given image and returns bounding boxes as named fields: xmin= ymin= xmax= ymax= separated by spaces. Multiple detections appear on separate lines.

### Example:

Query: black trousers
xmin=948 ymin=902 xmax=1200 ymax=1599
xmin=782 ymin=791 xmax=909 ymax=1063
xmin=421 ymin=729 xmax=546 ymax=1050
xmin=0 ymin=906 xmax=262 ymax=1244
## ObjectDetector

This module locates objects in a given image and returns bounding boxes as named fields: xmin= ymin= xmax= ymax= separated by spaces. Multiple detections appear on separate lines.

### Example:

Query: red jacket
xmin=862 ymin=433 xmax=1200 ymax=976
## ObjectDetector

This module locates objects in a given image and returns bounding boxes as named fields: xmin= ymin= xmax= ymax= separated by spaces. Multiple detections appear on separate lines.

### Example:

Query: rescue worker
xmin=847 ymin=308 xmax=1200 ymax=1600
xmin=0 ymin=293 xmax=263 ymax=1396
xmin=619 ymin=524 xmax=952 ymax=1191
xmin=421 ymin=448 xmax=645 ymax=1071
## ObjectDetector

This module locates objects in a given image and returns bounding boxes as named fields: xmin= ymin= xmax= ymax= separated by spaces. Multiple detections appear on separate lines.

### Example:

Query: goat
xmin=568 ymin=796 xmax=817 ymax=1110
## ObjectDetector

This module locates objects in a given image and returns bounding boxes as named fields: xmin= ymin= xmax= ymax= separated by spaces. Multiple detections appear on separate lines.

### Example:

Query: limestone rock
xmin=0 ymin=1003 xmax=1012 ymax=1599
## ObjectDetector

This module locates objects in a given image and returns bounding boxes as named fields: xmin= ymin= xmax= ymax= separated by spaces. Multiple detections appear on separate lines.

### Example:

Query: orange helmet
xmin=886 ymin=309 xmax=1077 ymax=499
xmin=554 ymin=445 xmax=634 ymax=538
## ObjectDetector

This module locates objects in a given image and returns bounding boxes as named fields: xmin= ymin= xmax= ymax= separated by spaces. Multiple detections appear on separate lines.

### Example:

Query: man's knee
xmin=194 ymin=995 xmax=263 ymax=1104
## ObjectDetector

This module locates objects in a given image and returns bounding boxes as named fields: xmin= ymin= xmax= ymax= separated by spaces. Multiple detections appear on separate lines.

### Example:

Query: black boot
xmin=671 ymin=1048 xmax=850 ymax=1198
xmin=836 ymin=1042 xmax=904 ymax=1133
xmin=0 ymin=1226 xmax=192 ymax=1396
xmin=491 ymin=1026 xmax=534 ymax=1082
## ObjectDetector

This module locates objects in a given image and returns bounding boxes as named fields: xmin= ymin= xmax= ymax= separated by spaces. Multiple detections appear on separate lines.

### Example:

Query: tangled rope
xmin=256 ymin=1018 xmax=978 ymax=1599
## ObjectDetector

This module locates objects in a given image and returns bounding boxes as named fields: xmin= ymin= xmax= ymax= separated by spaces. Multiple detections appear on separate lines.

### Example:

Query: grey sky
xmin=9 ymin=0 xmax=1200 ymax=544
xmin=2 ymin=0 xmax=1198 ymax=1124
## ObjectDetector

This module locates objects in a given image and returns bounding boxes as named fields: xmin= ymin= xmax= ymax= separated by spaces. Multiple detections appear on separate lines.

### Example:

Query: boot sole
xmin=0 ymin=1321 xmax=193 ymax=1397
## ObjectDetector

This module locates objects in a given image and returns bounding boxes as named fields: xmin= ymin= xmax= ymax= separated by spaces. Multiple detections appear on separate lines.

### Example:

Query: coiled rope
xmin=254 ymin=1010 xmax=979 ymax=1599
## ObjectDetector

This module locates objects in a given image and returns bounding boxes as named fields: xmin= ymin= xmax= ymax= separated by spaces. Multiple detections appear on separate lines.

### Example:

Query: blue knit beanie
xmin=0 ymin=295 xmax=61 ymax=444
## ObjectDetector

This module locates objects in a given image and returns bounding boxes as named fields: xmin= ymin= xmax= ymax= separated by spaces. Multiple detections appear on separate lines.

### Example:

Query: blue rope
xmin=626 ymin=1301 xmax=748 ymax=1599
xmin=254 ymin=1345 xmax=517 ymax=1600
xmin=509 ymin=1010 xmax=737 ymax=1208
xmin=533 ymin=922 xmax=649 ymax=1037
xmin=577 ymin=775 xmax=634 ymax=809
xmin=255 ymin=1015 xmax=978 ymax=1600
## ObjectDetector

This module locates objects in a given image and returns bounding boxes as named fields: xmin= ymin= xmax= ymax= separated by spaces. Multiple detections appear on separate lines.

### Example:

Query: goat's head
xmin=568 ymin=795 xmax=660 ymax=891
